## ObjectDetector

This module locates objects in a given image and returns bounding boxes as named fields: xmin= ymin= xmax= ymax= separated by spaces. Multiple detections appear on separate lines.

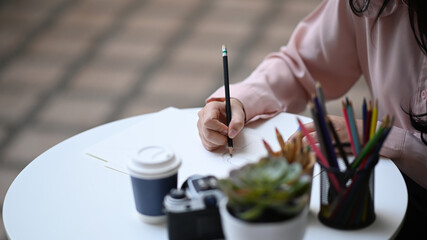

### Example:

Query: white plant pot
xmin=219 ymin=198 xmax=309 ymax=240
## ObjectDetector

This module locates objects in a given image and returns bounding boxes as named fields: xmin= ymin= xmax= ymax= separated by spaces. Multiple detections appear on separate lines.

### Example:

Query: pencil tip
xmin=229 ymin=146 xmax=233 ymax=156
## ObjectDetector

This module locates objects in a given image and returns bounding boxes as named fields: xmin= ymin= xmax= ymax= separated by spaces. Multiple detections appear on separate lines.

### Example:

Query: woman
xmin=197 ymin=0 xmax=427 ymax=237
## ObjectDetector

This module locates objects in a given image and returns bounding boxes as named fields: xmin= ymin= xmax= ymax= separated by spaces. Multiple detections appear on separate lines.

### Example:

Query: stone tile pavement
xmin=0 ymin=0 xmax=370 ymax=238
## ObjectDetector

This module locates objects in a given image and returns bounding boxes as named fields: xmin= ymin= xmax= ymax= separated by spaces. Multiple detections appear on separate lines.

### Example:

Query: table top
xmin=3 ymin=108 xmax=407 ymax=240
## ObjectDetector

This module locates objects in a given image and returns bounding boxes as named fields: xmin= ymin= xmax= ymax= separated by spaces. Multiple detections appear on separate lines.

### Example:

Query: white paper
xmin=85 ymin=107 xmax=267 ymax=185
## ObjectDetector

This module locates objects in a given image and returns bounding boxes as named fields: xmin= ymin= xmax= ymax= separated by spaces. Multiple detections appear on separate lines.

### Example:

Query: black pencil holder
xmin=318 ymin=157 xmax=376 ymax=230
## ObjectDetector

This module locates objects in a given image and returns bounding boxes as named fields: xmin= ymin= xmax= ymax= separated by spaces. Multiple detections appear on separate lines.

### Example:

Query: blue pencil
xmin=316 ymin=81 xmax=327 ymax=114
xmin=346 ymin=101 xmax=361 ymax=154
xmin=362 ymin=98 xmax=367 ymax=145
xmin=313 ymin=96 xmax=339 ymax=169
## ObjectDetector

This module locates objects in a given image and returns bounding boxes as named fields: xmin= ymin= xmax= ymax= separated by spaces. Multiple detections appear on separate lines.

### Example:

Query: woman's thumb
xmin=228 ymin=110 xmax=245 ymax=138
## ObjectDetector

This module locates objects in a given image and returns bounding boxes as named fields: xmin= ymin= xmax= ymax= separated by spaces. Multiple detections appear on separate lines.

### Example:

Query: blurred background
xmin=0 ymin=0 xmax=370 ymax=238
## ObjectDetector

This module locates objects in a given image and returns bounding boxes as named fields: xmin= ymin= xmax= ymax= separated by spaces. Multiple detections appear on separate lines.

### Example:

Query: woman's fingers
xmin=197 ymin=102 xmax=227 ymax=150
xmin=288 ymin=121 xmax=317 ymax=147
xmin=197 ymin=99 xmax=246 ymax=151
xmin=228 ymin=99 xmax=245 ymax=138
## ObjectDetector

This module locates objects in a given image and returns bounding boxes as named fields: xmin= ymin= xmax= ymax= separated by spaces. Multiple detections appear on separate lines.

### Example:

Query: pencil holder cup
xmin=318 ymin=157 xmax=376 ymax=230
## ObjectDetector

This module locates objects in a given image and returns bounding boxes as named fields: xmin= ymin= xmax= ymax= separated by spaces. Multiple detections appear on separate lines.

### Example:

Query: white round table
xmin=3 ymin=108 xmax=407 ymax=239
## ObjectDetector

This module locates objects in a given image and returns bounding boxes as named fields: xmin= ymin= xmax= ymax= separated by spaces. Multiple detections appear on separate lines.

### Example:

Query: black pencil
xmin=326 ymin=116 xmax=350 ymax=168
xmin=222 ymin=44 xmax=233 ymax=156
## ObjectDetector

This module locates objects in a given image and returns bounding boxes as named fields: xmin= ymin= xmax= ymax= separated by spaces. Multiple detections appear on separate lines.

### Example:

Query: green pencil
xmin=351 ymin=116 xmax=390 ymax=169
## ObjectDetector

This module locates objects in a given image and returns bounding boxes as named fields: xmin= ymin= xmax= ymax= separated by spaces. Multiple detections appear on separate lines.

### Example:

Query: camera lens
xmin=203 ymin=195 xmax=218 ymax=208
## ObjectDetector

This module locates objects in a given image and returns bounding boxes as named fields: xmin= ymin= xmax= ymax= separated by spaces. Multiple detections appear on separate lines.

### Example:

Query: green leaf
xmin=237 ymin=204 xmax=265 ymax=220
xmin=218 ymin=155 xmax=312 ymax=221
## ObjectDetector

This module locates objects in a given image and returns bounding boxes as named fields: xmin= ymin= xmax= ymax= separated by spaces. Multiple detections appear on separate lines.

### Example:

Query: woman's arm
xmin=208 ymin=0 xmax=362 ymax=122
xmin=381 ymin=126 xmax=427 ymax=189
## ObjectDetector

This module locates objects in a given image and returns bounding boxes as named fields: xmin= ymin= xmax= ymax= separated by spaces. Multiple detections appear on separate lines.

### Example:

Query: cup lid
xmin=127 ymin=145 xmax=181 ymax=178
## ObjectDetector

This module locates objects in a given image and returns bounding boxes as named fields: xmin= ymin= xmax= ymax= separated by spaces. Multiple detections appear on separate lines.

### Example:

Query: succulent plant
xmin=219 ymin=155 xmax=312 ymax=223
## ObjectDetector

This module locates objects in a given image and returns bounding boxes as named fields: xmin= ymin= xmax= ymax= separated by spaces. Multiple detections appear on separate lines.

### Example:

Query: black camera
xmin=163 ymin=175 xmax=224 ymax=240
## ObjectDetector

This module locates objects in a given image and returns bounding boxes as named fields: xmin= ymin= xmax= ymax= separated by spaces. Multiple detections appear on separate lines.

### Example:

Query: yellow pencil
xmin=369 ymin=99 xmax=378 ymax=139
xmin=275 ymin=127 xmax=286 ymax=154
xmin=262 ymin=139 xmax=275 ymax=156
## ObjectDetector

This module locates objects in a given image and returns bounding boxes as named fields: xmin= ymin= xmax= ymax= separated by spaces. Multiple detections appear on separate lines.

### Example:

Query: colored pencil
xmin=364 ymin=100 xmax=372 ymax=144
xmin=275 ymin=127 xmax=286 ymax=155
xmin=316 ymin=81 xmax=327 ymax=114
xmin=369 ymin=99 xmax=378 ymax=139
xmin=297 ymin=118 xmax=342 ymax=191
xmin=346 ymin=100 xmax=361 ymax=154
xmin=342 ymin=100 xmax=356 ymax=155
xmin=362 ymin=98 xmax=367 ymax=144
xmin=351 ymin=116 xmax=392 ymax=169
xmin=309 ymin=100 xmax=329 ymax=161
xmin=222 ymin=44 xmax=233 ymax=156
xmin=313 ymin=97 xmax=339 ymax=169
xmin=326 ymin=116 xmax=350 ymax=168
xmin=262 ymin=139 xmax=275 ymax=156
xmin=360 ymin=117 xmax=392 ymax=170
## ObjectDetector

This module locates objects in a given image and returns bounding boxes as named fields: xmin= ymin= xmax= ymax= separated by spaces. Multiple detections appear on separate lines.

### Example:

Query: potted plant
xmin=218 ymin=130 xmax=314 ymax=240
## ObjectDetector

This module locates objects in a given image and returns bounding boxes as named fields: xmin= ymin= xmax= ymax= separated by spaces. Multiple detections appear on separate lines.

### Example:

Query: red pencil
xmin=297 ymin=118 xmax=342 ymax=191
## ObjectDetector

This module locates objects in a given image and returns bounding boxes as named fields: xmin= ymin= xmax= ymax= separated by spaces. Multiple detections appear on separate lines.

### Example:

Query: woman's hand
xmin=288 ymin=115 xmax=364 ymax=149
xmin=197 ymin=98 xmax=246 ymax=151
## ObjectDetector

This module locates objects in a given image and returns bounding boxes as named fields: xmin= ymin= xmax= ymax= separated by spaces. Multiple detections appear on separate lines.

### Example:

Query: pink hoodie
xmin=208 ymin=0 xmax=427 ymax=188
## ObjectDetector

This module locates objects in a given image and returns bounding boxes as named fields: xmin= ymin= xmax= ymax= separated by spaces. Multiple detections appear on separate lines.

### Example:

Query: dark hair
xmin=408 ymin=110 xmax=427 ymax=145
xmin=349 ymin=0 xmax=427 ymax=145
xmin=401 ymin=106 xmax=427 ymax=145
xmin=349 ymin=0 xmax=427 ymax=55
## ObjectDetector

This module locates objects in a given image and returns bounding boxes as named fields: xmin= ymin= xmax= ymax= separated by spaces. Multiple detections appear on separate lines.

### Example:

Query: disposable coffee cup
xmin=128 ymin=145 xmax=181 ymax=224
